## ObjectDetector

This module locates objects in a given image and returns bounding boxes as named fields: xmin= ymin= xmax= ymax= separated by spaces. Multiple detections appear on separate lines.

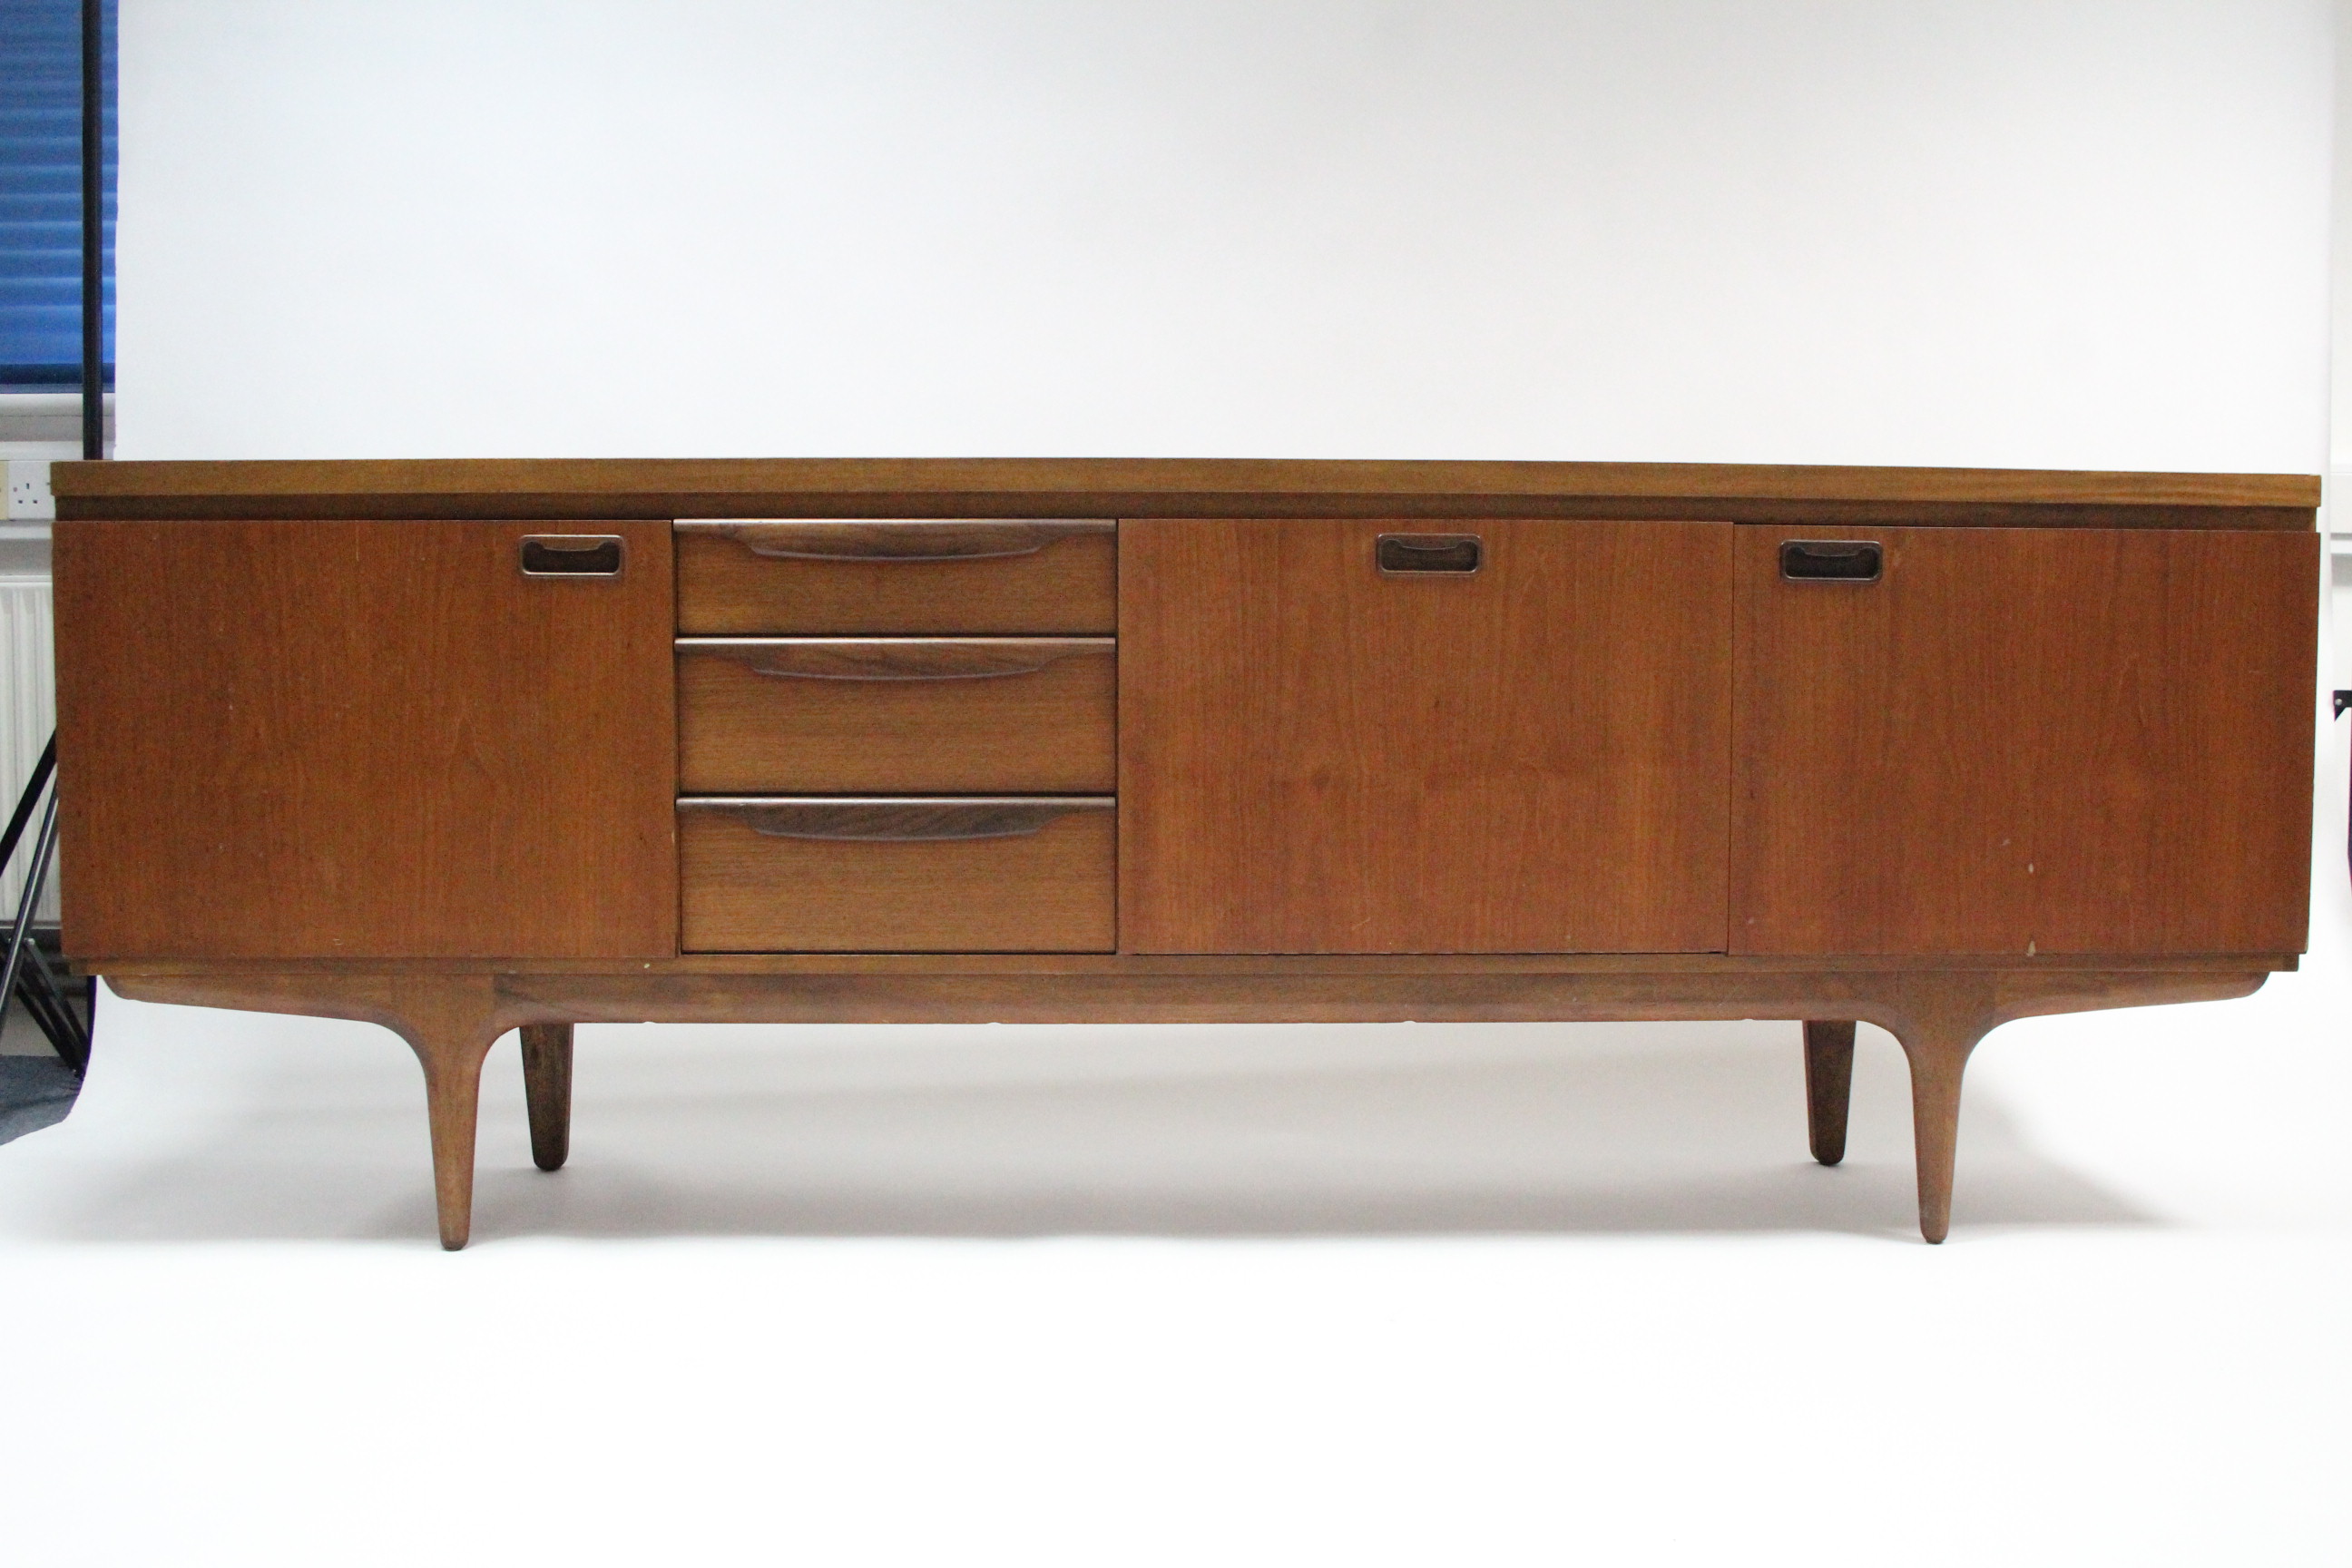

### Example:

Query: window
xmin=0 ymin=0 xmax=114 ymax=391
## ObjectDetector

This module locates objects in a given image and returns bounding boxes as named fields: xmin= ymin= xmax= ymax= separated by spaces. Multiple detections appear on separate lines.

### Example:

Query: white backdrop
xmin=22 ymin=7 xmax=2349 ymax=1563
xmin=117 ymin=0 xmax=2331 ymax=470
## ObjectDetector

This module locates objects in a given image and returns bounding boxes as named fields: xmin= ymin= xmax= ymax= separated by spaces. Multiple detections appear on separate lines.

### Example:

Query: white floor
xmin=3 ymin=713 xmax=2347 ymax=1564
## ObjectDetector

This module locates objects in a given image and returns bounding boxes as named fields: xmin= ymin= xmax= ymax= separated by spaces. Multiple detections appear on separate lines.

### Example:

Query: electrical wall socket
xmin=6 ymin=461 xmax=54 ymax=522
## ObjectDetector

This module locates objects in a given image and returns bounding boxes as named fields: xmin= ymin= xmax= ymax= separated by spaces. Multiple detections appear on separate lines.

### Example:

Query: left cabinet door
xmin=56 ymin=520 xmax=677 ymax=960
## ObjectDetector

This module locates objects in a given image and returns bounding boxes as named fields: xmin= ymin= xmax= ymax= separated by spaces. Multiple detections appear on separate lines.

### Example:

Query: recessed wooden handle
xmin=1377 ymin=534 xmax=1482 ymax=574
xmin=679 ymin=520 xmax=1113 ymax=563
xmin=676 ymin=638 xmax=1112 ymax=682
xmin=1780 ymin=540 xmax=1883 ymax=582
xmin=684 ymin=797 xmax=1114 ymax=841
xmin=519 ymin=535 xmax=624 ymax=576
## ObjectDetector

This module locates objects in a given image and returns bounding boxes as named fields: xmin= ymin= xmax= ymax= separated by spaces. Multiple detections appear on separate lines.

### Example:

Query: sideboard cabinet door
xmin=1732 ymin=526 xmax=2317 ymax=956
xmin=55 ymin=520 xmax=677 ymax=960
xmin=1121 ymin=518 xmax=1733 ymax=953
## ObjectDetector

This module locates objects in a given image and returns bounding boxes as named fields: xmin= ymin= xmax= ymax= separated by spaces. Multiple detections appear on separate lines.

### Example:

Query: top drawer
xmin=676 ymin=519 xmax=1116 ymax=634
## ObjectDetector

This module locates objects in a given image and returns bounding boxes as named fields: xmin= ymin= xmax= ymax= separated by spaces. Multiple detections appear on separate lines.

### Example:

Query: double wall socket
xmin=6 ymin=462 xmax=54 ymax=522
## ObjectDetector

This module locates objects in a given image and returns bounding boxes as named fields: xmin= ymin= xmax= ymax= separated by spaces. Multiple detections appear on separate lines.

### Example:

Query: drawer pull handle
xmin=1780 ymin=540 xmax=1883 ymax=582
xmin=681 ymin=520 xmax=1112 ymax=563
xmin=519 ymin=535 xmax=624 ymax=576
xmin=688 ymin=797 xmax=1114 ymax=842
xmin=1377 ymin=534 xmax=1482 ymax=574
xmin=679 ymin=638 xmax=1112 ymax=682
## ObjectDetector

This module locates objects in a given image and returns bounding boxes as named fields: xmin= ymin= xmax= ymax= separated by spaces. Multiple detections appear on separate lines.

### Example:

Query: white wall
xmin=2330 ymin=0 xmax=2352 ymax=494
xmin=117 ymin=0 xmax=2331 ymax=471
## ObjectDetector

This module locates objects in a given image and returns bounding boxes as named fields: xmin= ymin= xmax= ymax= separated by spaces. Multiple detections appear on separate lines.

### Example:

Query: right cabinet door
xmin=1732 ymin=525 xmax=2317 ymax=956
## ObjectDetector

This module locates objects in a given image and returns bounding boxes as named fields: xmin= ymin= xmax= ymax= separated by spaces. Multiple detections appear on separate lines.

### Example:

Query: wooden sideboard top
xmin=50 ymin=456 xmax=2318 ymax=527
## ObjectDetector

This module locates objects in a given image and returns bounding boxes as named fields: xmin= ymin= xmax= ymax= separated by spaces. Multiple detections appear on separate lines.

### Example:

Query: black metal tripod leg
xmin=15 ymin=943 xmax=88 ymax=1073
xmin=0 ymin=796 xmax=61 ymax=1064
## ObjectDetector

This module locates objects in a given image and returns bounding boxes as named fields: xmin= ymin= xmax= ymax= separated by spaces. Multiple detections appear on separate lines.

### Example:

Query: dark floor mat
xmin=0 ymin=1054 xmax=80 ymax=1144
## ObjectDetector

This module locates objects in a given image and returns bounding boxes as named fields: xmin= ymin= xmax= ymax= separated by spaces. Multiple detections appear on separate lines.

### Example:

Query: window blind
xmin=0 ymin=0 xmax=113 ymax=389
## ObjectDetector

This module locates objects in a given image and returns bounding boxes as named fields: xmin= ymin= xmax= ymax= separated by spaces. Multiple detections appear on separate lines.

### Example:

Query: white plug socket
xmin=6 ymin=461 xmax=55 ymax=522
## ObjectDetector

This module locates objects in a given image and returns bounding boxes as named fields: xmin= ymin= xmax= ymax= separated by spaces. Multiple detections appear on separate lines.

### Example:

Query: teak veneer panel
xmin=1731 ymin=526 xmax=2318 ymax=956
xmin=678 ymin=639 xmax=1116 ymax=793
xmin=1120 ymin=518 xmax=1733 ymax=953
xmin=54 ymin=520 xmax=678 ymax=959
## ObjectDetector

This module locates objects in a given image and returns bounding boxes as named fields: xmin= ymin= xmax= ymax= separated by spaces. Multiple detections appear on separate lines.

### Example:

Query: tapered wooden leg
xmin=409 ymin=1031 xmax=498 ymax=1250
xmin=519 ymin=1022 xmax=574 ymax=1172
xmin=382 ymin=981 xmax=507 ymax=1250
xmin=1891 ymin=1013 xmax=1988 ymax=1245
xmin=1801 ymin=1020 xmax=1856 ymax=1166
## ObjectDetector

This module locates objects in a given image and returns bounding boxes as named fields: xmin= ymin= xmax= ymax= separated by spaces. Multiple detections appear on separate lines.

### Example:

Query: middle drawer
xmin=677 ymin=637 xmax=1117 ymax=794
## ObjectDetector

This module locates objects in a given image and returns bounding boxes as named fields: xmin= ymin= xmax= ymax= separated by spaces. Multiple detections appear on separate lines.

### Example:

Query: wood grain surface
xmin=52 ymin=456 xmax=2315 ymax=528
xmin=679 ymin=798 xmax=1115 ymax=951
xmin=54 ymin=520 xmax=678 ymax=959
xmin=1731 ymin=526 xmax=2318 ymax=955
xmin=676 ymin=521 xmax=1116 ymax=633
xmin=678 ymin=639 xmax=1115 ymax=793
xmin=1120 ymin=518 xmax=1733 ymax=953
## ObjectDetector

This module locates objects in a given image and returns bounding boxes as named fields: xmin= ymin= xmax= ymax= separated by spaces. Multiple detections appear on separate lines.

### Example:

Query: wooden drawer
xmin=679 ymin=797 xmax=1116 ymax=951
xmin=676 ymin=520 xmax=1116 ymax=633
xmin=677 ymin=638 xmax=1115 ymax=793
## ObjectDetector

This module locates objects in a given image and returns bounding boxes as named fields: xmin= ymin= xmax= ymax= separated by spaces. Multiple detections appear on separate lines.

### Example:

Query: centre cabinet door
xmin=1120 ymin=518 xmax=1733 ymax=953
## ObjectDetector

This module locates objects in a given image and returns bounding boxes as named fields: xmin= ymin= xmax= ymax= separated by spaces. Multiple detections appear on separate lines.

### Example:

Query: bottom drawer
xmin=680 ymin=797 xmax=1116 ymax=952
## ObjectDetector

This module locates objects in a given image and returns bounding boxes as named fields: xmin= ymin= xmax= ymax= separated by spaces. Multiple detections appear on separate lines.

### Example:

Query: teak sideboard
xmin=49 ymin=458 xmax=2319 ymax=1247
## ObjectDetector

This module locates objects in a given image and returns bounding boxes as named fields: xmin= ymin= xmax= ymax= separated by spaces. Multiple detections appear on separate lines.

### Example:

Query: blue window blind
xmin=0 ymin=0 xmax=114 ymax=389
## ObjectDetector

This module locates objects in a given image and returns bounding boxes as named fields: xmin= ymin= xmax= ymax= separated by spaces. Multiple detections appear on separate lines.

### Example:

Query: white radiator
xmin=0 ymin=564 xmax=58 ymax=924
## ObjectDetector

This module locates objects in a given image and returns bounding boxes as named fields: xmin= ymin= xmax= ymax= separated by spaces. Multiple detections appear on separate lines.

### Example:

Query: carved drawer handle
xmin=679 ymin=520 xmax=1112 ymax=563
xmin=685 ymin=797 xmax=1114 ymax=841
xmin=677 ymin=638 xmax=1112 ymax=682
